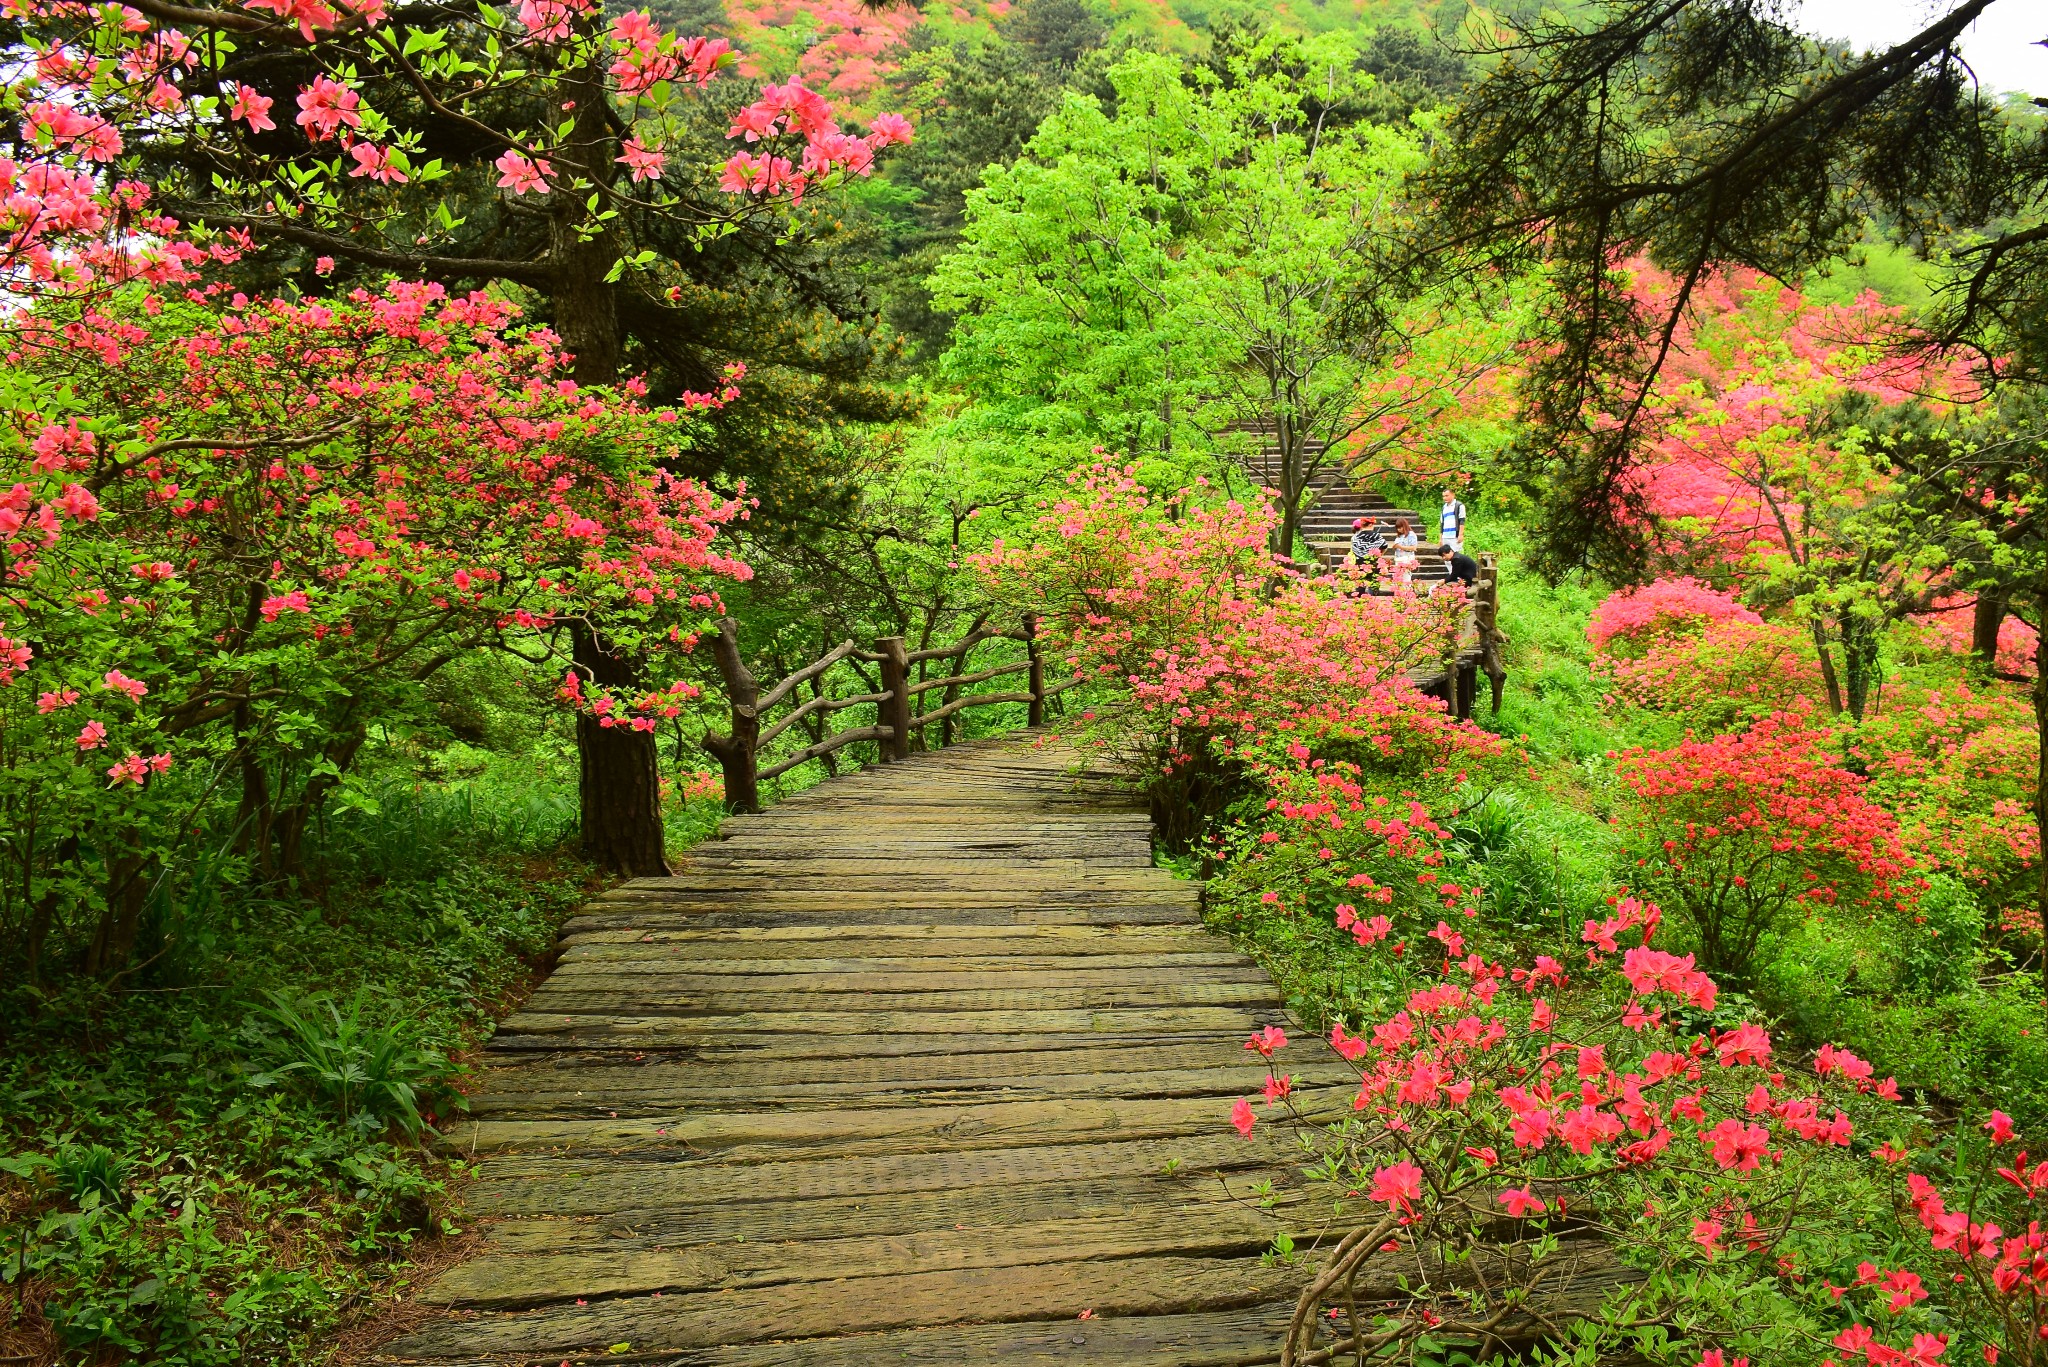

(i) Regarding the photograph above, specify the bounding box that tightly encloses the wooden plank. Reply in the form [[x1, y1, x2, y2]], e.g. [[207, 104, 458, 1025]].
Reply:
[[464, 1072, 1340, 1117], [492, 1005, 1280, 1039], [555, 947, 1252, 970], [381, 1255, 1313, 1357], [517, 983, 1280, 1013], [464, 1133, 1301, 1212], [474, 1175, 1310, 1254], [473, 1035, 1320, 1081], [422, 1208, 1296, 1307], [540, 963, 1274, 990], [441, 1089, 1349, 1158], [626, 1307, 1298, 1366], [560, 924, 1218, 950], [480, 1029, 1267, 1063], [469, 1062, 1353, 1112]]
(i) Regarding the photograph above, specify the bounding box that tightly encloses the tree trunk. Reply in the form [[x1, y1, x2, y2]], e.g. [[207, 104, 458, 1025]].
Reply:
[[1973, 585, 2010, 668], [550, 55, 665, 869], [22, 837, 76, 982], [1843, 623, 1880, 722], [550, 59, 623, 388], [84, 839, 150, 978], [1810, 619, 1845, 715], [575, 620, 672, 874]]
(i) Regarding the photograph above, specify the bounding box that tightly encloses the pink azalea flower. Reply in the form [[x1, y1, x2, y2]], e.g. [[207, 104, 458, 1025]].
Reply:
[[76, 719, 107, 749], [1367, 1160, 1423, 1212], [102, 670, 147, 700], [107, 753, 150, 785], [866, 112, 913, 146], [347, 142, 407, 184], [618, 138, 665, 181], [293, 75, 361, 140], [494, 149, 550, 195], [230, 84, 276, 131]]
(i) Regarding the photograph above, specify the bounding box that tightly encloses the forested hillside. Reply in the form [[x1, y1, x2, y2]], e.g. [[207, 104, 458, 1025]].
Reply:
[[1, 0, 2045, 1362]]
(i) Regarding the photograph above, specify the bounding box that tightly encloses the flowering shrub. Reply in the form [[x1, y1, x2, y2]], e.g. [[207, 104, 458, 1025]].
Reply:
[[975, 463, 1475, 847], [1847, 685, 2038, 906], [1232, 897, 1918, 1365], [1588, 577, 1762, 654], [1913, 598, 2039, 680], [1595, 617, 1826, 728], [0, 283, 748, 976], [1614, 710, 1917, 978]]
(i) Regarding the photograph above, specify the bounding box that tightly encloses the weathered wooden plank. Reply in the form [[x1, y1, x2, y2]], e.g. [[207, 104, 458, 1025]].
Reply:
[[544, 963, 1267, 990], [464, 1133, 1299, 1211], [558, 915, 1204, 939], [468, 1063, 1353, 1113], [555, 948, 1251, 972], [633, 1307, 1298, 1366], [560, 925, 1217, 952], [422, 1208, 1298, 1307], [494, 1006, 1280, 1042], [517, 983, 1280, 1014], [480, 1028, 1263, 1063], [442, 1089, 1347, 1158], [382, 1255, 1313, 1357]]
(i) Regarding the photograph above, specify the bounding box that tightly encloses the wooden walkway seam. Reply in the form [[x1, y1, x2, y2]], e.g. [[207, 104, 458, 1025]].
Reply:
[[372, 734, 1322, 1367]]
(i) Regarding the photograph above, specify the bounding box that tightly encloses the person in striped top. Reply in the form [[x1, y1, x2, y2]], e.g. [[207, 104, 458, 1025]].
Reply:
[[1439, 489, 1467, 553]]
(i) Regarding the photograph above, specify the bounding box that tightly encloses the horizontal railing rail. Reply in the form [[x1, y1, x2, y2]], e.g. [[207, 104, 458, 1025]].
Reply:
[[701, 614, 1059, 814]]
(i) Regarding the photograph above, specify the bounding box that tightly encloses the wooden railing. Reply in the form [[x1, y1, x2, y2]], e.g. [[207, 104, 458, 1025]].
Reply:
[[700, 615, 1080, 813]]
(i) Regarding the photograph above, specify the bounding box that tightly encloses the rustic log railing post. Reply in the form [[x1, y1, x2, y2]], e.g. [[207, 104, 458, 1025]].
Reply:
[[1476, 553, 1509, 717], [700, 618, 762, 813], [877, 636, 912, 761], [1024, 613, 1046, 727]]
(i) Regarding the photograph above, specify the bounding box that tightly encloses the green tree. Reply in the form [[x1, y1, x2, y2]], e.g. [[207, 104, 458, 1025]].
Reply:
[[930, 35, 1504, 549], [1421, 0, 2048, 583], [865, 0, 1110, 357]]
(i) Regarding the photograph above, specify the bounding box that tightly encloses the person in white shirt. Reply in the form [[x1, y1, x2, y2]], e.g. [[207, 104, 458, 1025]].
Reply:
[[1439, 489, 1467, 553], [1391, 517, 1419, 583]]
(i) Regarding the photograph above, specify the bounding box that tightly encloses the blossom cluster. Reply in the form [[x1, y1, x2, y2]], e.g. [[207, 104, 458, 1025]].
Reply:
[[1614, 708, 1917, 977], [1225, 895, 1959, 1365], [0, 280, 750, 966]]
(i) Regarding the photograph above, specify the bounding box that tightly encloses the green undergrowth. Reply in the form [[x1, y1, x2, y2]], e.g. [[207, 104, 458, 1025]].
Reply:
[[0, 753, 612, 1367]]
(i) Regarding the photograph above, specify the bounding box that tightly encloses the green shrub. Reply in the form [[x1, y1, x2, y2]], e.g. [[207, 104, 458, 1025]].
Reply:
[[241, 990, 465, 1141]]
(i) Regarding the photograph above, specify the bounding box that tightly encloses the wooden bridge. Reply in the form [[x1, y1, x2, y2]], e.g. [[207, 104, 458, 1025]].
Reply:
[[371, 737, 1354, 1366]]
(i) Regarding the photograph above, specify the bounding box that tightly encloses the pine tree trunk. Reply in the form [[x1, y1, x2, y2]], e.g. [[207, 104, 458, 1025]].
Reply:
[[574, 621, 671, 875], [551, 55, 667, 872]]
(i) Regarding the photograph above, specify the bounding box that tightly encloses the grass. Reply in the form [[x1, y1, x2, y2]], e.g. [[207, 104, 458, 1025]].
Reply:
[[0, 753, 601, 1367]]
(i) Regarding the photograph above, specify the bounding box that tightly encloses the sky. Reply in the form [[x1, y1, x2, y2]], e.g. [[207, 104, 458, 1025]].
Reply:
[[1789, 0, 2047, 98]]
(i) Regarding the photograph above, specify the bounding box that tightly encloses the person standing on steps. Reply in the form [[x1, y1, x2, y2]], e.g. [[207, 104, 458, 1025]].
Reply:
[[1348, 517, 1387, 594], [1439, 488, 1467, 554], [1391, 517, 1419, 585], [1349, 516, 1387, 564]]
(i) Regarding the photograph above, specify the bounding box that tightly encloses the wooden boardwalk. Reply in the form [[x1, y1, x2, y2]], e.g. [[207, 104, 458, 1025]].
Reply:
[[374, 735, 1351, 1366]]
